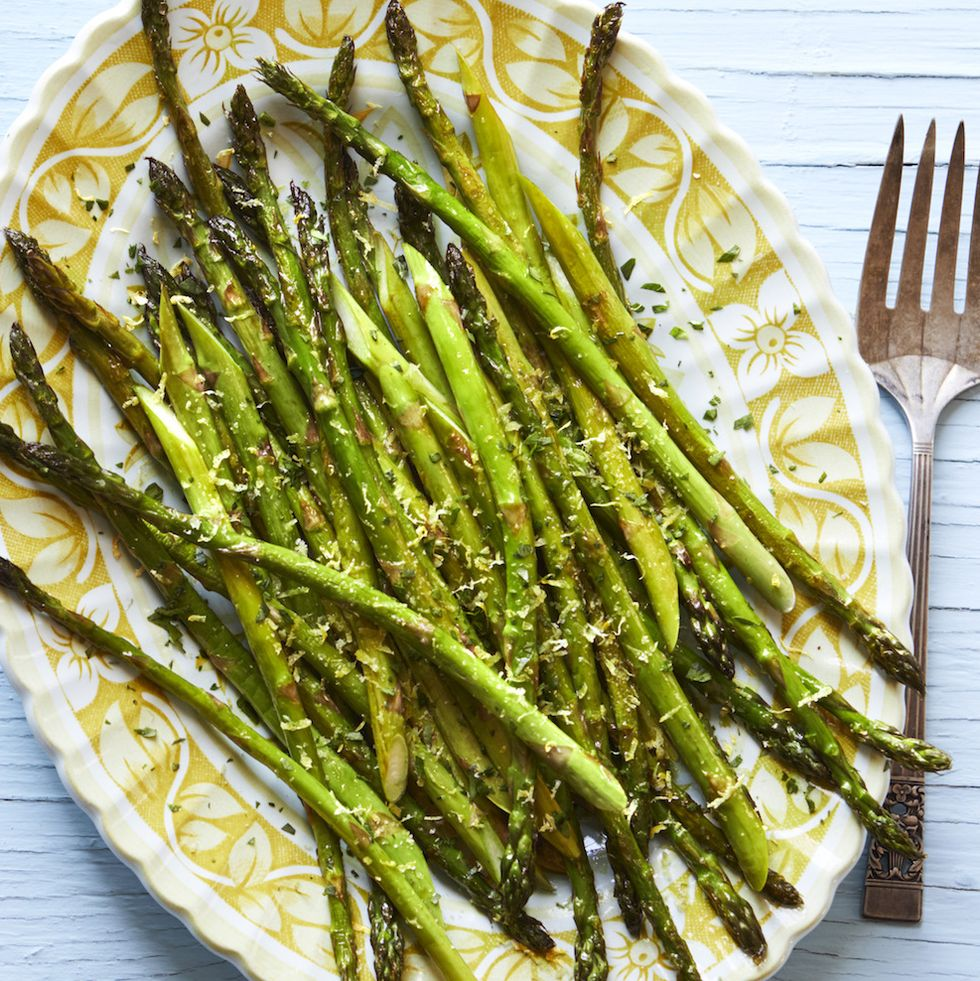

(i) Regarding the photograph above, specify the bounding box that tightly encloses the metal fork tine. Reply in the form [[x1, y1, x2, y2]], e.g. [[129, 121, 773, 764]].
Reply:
[[930, 122, 965, 316], [965, 144, 980, 313], [895, 120, 937, 311], [858, 117, 904, 328]]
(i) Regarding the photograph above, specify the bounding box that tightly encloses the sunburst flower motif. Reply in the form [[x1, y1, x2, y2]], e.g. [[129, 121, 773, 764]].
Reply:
[[711, 269, 828, 399], [170, 0, 275, 97], [606, 926, 670, 981]]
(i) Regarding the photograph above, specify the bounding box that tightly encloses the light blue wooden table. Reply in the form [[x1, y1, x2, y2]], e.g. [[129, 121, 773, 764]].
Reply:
[[1, 2, 977, 978]]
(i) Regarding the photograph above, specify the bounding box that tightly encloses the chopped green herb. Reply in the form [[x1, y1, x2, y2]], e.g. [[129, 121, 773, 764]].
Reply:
[[199, 112, 210, 126], [652, 303, 670, 314], [620, 257, 636, 280], [641, 282, 666, 293], [688, 321, 704, 331], [717, 245, 741, 263], [168, 803, 182, 813], [124, 162, 136, 173], [703, 407, 718, 422], [669, 326, 687, 340], [134, 727, 157, 738], [818, 471, 827, 483], [733, 414, 754, 431], [281, 822, 296, 835], [258, 111, 276, 127]]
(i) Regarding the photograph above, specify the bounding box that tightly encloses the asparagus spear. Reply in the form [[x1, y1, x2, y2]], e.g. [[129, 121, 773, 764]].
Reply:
[[333, 277, 505, 633], [560, 361, 679, 649], [17, 406, 626, 815], [578, 3, 627, 304], [396, 183, 447, 279], [256, 64, 796, 618], [555, 786, 608, 981], [0, 558, 474, 981], [664, 790, 803, 909], [214, 165, 265, 233], [6, 230, 160, 385], [403, 246, 542, 913], [369, 891, 403, 981], [442, 244, 769, 892], [385, 0, 509, 238], [141, 0, 230, 218], [157, 289, 243, 517]]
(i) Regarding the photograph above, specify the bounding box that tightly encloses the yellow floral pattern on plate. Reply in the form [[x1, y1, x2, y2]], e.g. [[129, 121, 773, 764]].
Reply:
[[0, 1, 910, 979]]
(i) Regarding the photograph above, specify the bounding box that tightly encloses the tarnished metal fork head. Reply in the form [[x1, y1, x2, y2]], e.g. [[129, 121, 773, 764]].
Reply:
[[857, 118, 980, 440]]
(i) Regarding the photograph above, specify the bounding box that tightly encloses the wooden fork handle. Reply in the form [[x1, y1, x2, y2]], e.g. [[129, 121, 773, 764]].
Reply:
[[863, 440, 932, 922]]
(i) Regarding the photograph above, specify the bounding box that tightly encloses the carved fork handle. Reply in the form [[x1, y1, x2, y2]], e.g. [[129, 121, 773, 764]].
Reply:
[[863, 439, 932, 922]]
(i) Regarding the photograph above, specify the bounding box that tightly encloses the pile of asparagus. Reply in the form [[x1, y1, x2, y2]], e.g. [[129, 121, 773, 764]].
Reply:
[[0, 2, 951, 979]]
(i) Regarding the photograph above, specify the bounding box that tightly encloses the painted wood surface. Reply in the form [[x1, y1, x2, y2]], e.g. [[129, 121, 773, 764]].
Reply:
[[0, 1, 977, 978]]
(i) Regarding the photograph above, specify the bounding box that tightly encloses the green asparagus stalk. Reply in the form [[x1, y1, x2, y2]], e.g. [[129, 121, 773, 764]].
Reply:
[[560, 362, 679, 649], [671, 643, 830, 787], [6, 230, 160, 385], [332, 276, 505, 634], [141, 0, 230, 219], [157, 289, 242, 517], [403, 245, 542, 913], [577, 3, 627, 304], [664, 790, 803, 909], [680, 635, 948, 774], [395, 182, 447, 279], [557, 787, 608, 981], [369, 890, 404, 981], [385, 0, 509, 238], [796, 669, 951, 771], [19, 407, 626, 815], [0, 559, 473, 981], [214, 165, 265, 234]]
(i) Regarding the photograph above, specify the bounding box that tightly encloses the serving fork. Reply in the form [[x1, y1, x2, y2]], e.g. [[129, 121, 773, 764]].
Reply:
[[857, 117, 979, 922]]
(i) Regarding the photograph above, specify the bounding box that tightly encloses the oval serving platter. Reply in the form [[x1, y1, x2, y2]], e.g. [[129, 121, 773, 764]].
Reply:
[[0, 1, 910, 978]]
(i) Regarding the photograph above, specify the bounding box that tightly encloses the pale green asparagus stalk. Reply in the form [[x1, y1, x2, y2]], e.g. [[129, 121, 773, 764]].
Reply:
[[403, 245, 542, 913]]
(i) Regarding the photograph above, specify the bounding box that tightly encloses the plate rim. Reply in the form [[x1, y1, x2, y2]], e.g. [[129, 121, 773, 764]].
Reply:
[[0, 0, 913, 978]]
